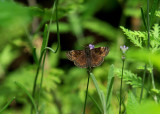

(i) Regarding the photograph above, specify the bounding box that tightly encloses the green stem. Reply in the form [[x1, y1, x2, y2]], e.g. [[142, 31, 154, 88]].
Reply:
[[36, 0, 60, 109], [119, 59, 124, 114], [139, 0, 150, 103], [139, 64, 147, 103], [31, 47, 57, 113], [150, 66, 158, 102], [83, 69, 91, 114], [37, 51, 46, 109], [31, 0, 60, 113], [147, 0, 150, 49]]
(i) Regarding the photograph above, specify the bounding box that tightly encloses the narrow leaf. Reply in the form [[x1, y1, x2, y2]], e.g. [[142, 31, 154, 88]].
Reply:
[[150, 0, 159, 27], [15, 81, 38, 113], [88, 94, 103, 114], [33, 48, 38, 65], [41, 24, 48, 53], [101, 91, 106, 114], [90, 73, 103, 110], [106, 64, 115, 111], [140, 7, 147, 31], [0, 97, 15, 113]]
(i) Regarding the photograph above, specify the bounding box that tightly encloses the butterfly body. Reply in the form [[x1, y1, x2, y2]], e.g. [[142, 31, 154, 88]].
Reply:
[[66, 46, 109, 68]]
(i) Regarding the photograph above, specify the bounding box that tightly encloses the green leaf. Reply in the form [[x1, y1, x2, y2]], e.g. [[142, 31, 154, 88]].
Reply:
[[83, 18, 118, 40], [15, 81, 38, 113], [50, 22, 70, 33], [135, 101, 160, 114], [33, 48, 38, 65], [0, 97, 16, 113], [41, 24, 48, 53], [106, 64, 114, 112], [90, 73, 105, 113], [88, 94, 103, 114], [124, 8, 141, 18], [155, 11, 160, 18], [140, 7, 147, 31], [100, 91, 106, 114], [150, 0, 159, 27], [0, 1, 32, 27], [127, 92, 139, 114], [115, 68, 142, 88], [120, 26, 147, 48]]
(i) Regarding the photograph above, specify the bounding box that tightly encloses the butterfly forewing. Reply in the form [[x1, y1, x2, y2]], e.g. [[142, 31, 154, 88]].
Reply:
[[90, 47, 109, 67], [66, 50, 87, 68]]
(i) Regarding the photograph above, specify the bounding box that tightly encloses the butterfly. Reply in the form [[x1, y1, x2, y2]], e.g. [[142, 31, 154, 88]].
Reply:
[[66, 44, 109, 68]]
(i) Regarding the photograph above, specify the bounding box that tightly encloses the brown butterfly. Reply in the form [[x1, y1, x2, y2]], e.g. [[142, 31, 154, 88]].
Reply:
[[66, 45, 109, 68]]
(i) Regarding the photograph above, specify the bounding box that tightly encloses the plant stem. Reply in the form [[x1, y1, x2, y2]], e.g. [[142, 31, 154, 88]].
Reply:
[[119, 59, 124, 114], [147, 0, 150, 49], [83, 69, 91, 114], [37, 52, 46, 109], [139, 0, 150, 103], [150, 66, 158, 102], [139, 64, 147, 103]]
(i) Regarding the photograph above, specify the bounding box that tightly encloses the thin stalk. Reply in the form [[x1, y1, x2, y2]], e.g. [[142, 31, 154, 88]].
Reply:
[[147, 0, 150, 49], [147, 0, 158, 102], [37, 0, 60, 109], [31, 47, 57, 113], [31, 52, 44, 114], [139, 0, 150, 103], [119, 59, 125, 114], [37, 52, 46, 109], [83, 69, 91, 114], [31, 0, 60, 113], [150, 66, 158, 102], [139, 64, 147, 103]]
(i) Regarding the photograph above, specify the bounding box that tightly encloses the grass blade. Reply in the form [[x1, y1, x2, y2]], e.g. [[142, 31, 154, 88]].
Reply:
[[106, 64, 115, 112], [140, 7, 147, 31], [41, 24, 48, 53], [15, 81, 38, 113], [0, 97, 16, 113], [31, 0, 60, 112], [33, 48, 38, 65], [90, 73, 103, 111], [101, 91, 106, 114], [88, 94, 103, 114]]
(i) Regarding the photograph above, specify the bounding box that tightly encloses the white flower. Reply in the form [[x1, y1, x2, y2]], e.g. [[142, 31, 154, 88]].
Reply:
[[120, 45, 129, 54], [89, 44, 95, 50]]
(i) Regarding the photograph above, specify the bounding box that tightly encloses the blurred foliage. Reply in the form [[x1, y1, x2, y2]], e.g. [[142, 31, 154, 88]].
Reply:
[[127, 92, 160, 114], [115, 68, 142, 88], [0, 0, 160, 114], [121, 24, 160, 52]]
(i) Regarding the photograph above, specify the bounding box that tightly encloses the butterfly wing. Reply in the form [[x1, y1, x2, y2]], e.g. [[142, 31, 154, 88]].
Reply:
[[90, 47, 109, 67], [66, 50, 87, 68]]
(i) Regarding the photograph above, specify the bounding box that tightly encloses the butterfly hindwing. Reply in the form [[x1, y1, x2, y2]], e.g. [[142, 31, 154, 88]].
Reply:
[[66, 50, 87, 68], [90, 47, 109, 67]]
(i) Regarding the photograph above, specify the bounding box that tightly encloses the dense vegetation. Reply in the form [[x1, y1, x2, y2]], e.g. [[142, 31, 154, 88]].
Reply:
[[0, 0, 160, 114]]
